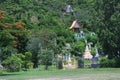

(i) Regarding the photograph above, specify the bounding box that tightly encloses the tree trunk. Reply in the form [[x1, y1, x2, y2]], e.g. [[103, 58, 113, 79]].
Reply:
[[45, 64, 48, 70], [45, 61, 48, 70]]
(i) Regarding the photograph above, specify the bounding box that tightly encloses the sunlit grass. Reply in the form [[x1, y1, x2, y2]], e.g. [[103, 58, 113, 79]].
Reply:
[[0, 68, 120, 80]]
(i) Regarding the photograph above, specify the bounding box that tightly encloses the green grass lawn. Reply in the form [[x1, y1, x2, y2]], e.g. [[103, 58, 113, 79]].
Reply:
[[0, 68, 120, 80]]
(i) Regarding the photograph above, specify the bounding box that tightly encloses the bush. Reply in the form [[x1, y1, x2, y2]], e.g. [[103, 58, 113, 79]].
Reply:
[[100, 57, 116, 68], [17, 52, 33, 70], [2, 54, 22, 72], [71, 39, 85, 55], [0, 70, 4, 74], [114, 58, 120, 68], [38, 49, 53, 70], [25, 61, 33, 69], [24, 52, 32, 60]]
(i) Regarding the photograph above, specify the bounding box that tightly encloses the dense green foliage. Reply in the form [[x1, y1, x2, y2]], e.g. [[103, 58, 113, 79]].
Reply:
[[2, 52, 33, 72], [17, 52, 33, 70], [0, 0, 120, 71], [100, 57, 116, 68], [2, 54, 22, 72], [38, 49, 53, 70], [93, 0, 120, 59], [71, 39, 85, 56]]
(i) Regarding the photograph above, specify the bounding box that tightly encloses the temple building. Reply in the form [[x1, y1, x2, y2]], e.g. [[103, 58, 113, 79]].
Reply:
[[63, 5, 73, 13], [70, 19, 84, 39], [70, 19, 81, 33]]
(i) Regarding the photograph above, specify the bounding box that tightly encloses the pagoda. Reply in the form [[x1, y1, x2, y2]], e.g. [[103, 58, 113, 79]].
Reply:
[[70, 19, 81, 33], [70, 19, 84, 39], [63, 5, 73, 13], [83, 45, 93, 60]]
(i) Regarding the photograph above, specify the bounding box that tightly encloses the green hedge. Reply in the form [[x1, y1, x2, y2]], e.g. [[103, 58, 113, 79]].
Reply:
[[100, 57, 116, 68], [2, 54, 22, 72]]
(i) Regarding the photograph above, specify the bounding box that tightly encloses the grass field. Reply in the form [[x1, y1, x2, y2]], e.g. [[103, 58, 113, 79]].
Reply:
[[0, 68, 120, 80]]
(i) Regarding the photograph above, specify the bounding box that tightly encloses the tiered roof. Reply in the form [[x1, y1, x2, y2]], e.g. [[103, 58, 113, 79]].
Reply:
[[70, 20, 81, 29]]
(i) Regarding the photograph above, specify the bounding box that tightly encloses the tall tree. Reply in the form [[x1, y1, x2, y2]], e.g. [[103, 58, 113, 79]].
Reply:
[[0, 10, 28, 61], [95, 0, 120, 58], [26, 28, 57, 68]]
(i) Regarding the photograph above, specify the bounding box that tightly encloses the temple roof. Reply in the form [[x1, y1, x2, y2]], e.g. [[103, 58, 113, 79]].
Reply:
[[64, 5, 73, 13], [70, 20, 80, 29]]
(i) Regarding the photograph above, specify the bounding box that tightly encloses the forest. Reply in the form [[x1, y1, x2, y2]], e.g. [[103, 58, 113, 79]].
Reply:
[[0, 0, 120, 72]]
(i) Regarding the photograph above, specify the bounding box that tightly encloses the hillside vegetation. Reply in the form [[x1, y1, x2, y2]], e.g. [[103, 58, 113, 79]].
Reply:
[[0, 0, 120, 71]]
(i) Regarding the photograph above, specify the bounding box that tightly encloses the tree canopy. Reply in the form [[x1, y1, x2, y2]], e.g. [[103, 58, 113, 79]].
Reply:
[[0, 0, 120, 69]]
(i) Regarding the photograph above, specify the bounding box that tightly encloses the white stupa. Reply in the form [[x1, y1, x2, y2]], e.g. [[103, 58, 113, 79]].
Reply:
[[84, 45, 93, 59]]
